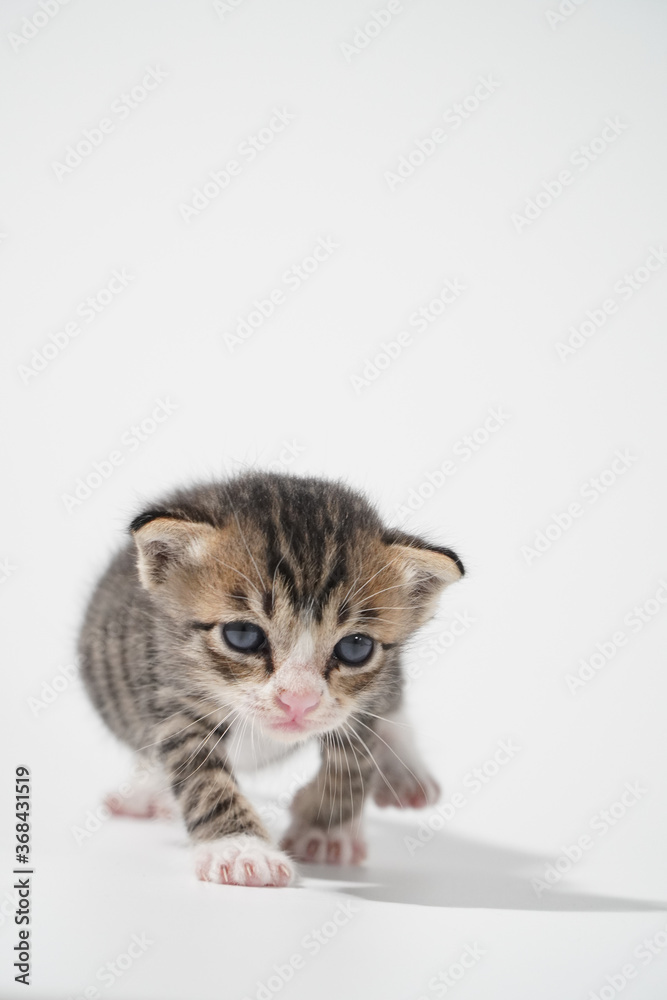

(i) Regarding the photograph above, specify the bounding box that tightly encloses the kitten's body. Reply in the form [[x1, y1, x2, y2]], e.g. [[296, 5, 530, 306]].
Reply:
[[79, 473, 463, 885]]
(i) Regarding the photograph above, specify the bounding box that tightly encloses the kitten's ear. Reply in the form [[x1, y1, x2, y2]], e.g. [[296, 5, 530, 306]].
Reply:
[[383, 528, 464, 625], [130, 511, 218, 591]]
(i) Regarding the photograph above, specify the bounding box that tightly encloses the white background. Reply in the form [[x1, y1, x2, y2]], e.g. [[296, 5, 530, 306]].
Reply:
[[2, 0, 667, 997]]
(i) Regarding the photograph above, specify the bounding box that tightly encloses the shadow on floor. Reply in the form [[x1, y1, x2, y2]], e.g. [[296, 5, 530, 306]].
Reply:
[[300, 824, 666, 912]]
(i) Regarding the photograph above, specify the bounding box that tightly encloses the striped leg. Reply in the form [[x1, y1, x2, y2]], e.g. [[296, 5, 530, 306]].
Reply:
[[281, 727, 376, 865], [155, 714, 295, 887], [371, 708, 440, 808]]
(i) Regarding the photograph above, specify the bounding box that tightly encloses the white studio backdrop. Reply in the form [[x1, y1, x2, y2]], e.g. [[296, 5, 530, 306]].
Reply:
[[1, 0, 667, 998]]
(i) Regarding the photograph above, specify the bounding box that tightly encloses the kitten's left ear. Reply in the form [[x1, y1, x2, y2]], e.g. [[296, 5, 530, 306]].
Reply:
[[383, 528, 464, 624], [130, 510, 218, 591]]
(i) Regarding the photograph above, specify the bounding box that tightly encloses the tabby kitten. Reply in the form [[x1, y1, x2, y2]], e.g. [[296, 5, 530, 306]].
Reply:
[[79, 473, 464, 887]]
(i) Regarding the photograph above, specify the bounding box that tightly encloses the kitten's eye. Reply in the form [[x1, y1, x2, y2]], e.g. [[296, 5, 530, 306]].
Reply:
[[333, 633, 374, 666], [222, 621, 266, 653]]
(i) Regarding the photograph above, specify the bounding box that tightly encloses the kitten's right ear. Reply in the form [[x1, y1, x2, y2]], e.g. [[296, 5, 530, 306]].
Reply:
[[130, 511, 218, 591], [381, 527, 464, 628]]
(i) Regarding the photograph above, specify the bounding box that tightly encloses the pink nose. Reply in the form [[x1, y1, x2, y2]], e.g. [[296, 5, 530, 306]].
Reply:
[[275, 690, 321, 719]]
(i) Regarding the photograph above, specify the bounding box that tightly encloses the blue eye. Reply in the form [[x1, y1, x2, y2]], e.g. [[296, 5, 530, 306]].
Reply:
[[333, 633, 374, 666], [222, 621, 266, 653]]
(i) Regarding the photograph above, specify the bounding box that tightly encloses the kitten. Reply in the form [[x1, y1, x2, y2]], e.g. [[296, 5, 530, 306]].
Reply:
[[79, 472, 464, 887]]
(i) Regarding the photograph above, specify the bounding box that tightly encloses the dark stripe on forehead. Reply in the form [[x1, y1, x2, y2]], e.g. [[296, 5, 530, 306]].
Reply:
[[232, 475, 378, 617], [278, 491, 333, 576], [312, 551, 347, 621], [264, 517, 299, 604], [276, 557, 299, 604]]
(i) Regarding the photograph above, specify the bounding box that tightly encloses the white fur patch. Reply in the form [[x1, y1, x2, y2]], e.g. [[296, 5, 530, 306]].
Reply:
[[193, 834, 295, 887], [275, 627, 323, 692], [227, 721, 298, 770], [291, 629, 316, 665]]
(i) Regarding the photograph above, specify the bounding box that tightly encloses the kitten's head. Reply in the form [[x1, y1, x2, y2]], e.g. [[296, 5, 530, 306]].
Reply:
[[131, 474, 463, 742]]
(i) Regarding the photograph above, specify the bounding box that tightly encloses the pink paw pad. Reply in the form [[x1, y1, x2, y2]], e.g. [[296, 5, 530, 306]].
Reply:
[[281, 824, 367, 866], [373, 772, 440, 809]]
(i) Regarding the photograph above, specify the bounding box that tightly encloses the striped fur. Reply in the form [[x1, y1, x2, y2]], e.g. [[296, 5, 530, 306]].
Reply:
[[78, 473, 464, 866]]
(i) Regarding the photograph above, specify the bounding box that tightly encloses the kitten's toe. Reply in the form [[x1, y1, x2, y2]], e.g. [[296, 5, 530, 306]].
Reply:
[[193, 835, 295, 887], [373, 771, 440, 809], [281, 823, 366, 865]]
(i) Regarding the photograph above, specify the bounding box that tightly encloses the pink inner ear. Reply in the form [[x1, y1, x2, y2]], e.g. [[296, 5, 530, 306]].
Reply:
[[134, 518, 220, 589], [143, 540, 173, 584], [391, 543, 463, 588]]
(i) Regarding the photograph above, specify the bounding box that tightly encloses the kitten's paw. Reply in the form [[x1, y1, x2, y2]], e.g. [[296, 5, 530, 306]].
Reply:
[[373, 769, 440, 809], [104, 787, 176, 820], [193, 835, 295, 887], [281, 823, 367, 865]]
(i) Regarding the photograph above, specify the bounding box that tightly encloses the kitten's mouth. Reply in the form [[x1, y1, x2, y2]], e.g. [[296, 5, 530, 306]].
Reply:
[[266, 717, 313, 735], [261, 714, 336, 740], [254, 702, 342, 740]]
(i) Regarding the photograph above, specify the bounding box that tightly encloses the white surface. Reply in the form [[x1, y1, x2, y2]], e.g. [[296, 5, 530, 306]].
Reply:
[[2, 0, 667, 997]]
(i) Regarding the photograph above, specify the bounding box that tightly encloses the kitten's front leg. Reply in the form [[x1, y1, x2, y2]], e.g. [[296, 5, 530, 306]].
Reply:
[[156, 719, 295, 887], [370, 708, 440, 809], [281, 727, 375, 865]]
